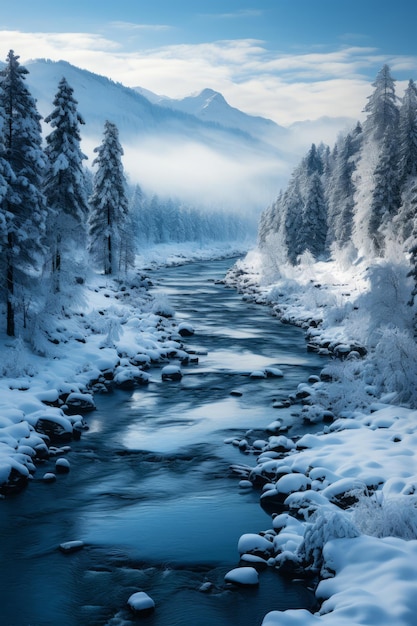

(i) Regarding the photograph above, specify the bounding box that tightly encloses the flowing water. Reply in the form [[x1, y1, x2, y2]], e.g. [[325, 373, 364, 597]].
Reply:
[[0, 257, 325, 626]]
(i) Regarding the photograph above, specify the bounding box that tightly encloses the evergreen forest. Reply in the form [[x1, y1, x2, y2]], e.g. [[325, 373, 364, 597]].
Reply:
[[258, 64, 417, 310]]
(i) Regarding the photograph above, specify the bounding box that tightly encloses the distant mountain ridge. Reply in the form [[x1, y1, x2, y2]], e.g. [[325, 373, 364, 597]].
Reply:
[[135, 85, 285, 144]]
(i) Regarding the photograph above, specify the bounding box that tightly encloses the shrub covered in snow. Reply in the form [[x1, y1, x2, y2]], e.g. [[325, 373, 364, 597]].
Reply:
[[297, 510, 360, 573], [352, 492, 417, 540]]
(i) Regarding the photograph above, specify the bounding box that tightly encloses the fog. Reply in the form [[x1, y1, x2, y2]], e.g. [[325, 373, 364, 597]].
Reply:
[[82, 131, 291, 216]]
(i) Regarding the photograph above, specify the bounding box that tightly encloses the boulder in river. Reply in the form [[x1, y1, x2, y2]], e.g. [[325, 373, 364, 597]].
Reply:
[[237, 533, 274, 559], [224, 567, 259, 586], [55, 458, 71, 474], [177, 322, 195, 337], [42, 472, 57, 483], [64, 392, 96, 414], [127, 591, 155, 616], [161, 365, 182, 381], [33, 414, 74, 443]]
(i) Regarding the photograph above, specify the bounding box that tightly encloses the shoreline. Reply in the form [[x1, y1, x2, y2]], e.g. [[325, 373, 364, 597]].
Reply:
[[223, 250, 417, 626]]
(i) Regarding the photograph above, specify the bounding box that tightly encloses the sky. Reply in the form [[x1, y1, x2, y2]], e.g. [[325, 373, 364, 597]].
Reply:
[[0, 0, 416, 127]]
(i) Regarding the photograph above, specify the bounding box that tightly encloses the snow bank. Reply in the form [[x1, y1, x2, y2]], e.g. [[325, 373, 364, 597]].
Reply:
[[226, 250, 417, 626]]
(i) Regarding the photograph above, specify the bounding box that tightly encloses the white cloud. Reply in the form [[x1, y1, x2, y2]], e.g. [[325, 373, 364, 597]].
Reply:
[[0, 30, 415, 126]]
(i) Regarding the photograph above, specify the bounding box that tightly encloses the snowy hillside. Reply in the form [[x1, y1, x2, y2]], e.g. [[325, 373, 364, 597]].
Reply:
[[22, 59, 286, 210]]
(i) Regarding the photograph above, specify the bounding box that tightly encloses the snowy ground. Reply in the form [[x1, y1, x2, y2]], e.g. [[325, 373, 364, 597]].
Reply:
[[224, 248, 417, 626]]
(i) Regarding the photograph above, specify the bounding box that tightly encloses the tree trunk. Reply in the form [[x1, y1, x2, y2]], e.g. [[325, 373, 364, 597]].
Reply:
[[6, 232, 15, 337], [106, 233, 112, 275]]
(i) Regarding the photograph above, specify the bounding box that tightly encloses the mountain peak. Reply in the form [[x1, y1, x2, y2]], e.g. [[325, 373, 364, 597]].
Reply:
[[184, 88, 228, 110], [196, 88, 225, 102]]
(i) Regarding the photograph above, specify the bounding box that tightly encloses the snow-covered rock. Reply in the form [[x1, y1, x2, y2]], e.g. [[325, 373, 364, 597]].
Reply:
[[161, 365, 182, 381], [55, 458, 71, 474], [224, 567, 259, 586], [177, 321, 195, 337], [42, 472, 56, 483], [64, 392, 96, 414], [237, 533, 274, 558], [127, 591, 155, 615]]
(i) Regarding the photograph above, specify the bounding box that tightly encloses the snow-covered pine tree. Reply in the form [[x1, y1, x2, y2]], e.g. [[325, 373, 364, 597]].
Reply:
[[283, 170, 304, 264], [362, 64, 399, 142], [43, 77, 89, 296], [353, 65, 400, 257], [0, 108, 14, 249], [409, 234, 417, 315], [367, 130, 401, 254], [89, 121, 133, 274], [300, 170, 328, 259], [258, 193, 282, 247], [129, 184, 148, 244], [398, 79, 417, 184], [294, 144, 327, 261], [0, 50, 47, 336], [394, 80, 417, 245], [326, 123, 362, 252]]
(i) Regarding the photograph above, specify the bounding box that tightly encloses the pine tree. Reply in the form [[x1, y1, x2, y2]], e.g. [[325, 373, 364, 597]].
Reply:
[[283, 170, 304, 264], [398, 79, 417, 183], [300, 169, 327, 259], [89, 121, 133, 274], [292, 144, 327, 262], [43, 77, 89, 295], [130, 184, 148, 244], [409, 226, 417, 317], [0, 108, 14, 247], [258, 194, 282, 247], [0, 50, 47, 336], [363, 64, 399, 141], [368, 131, 401, 254], [353, 65, 400, 257], [326, 124, 362, 250], [393, 80, 417, 245]]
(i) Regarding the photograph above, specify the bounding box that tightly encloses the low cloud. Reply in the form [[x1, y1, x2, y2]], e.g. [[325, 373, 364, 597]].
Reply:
[[119, 136, 285, 213]]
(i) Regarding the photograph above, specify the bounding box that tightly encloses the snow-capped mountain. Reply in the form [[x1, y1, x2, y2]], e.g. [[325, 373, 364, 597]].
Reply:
[[135, 86, 286, 145]]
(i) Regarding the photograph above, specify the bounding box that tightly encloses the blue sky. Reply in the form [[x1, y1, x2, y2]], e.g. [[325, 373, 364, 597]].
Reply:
[[1, 0, 416, 126]]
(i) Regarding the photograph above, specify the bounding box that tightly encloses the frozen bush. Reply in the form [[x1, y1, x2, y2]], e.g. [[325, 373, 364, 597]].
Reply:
[[358, 261, 413, 346], [297, 510, 359, 572], [372, 326, 417, 406], [317, 358, 370, 413], [352, 492, 417, 539], [151, 295, 175, 318]]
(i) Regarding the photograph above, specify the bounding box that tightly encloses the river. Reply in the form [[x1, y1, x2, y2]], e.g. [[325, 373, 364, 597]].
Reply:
[[0, 257, 325, 626]]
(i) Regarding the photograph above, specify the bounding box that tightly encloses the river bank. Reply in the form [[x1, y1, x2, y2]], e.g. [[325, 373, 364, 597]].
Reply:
[[0, 242, 248, 495], [224, 249, 417, 626]]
